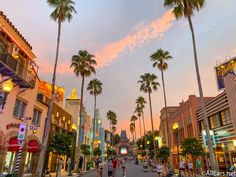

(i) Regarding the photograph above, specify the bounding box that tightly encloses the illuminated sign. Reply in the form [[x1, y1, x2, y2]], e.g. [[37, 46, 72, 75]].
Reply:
[[215, 58, 236, 90], [202, 130, 216, 148], [38, 81, 65, 103], [120, 147, 127, 154]]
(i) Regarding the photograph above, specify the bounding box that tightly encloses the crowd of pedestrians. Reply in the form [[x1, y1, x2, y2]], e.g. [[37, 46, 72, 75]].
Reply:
[[96, 157, 126, 177]]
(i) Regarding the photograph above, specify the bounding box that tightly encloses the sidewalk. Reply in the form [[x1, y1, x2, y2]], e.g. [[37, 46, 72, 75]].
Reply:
[[46, 169, 96, 177]]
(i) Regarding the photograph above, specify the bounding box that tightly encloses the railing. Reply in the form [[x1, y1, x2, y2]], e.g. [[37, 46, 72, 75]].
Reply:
[[0, 53, 37, 88]]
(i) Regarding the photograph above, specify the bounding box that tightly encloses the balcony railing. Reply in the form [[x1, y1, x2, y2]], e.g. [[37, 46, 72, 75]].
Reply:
[[0, 53, 37, 88]]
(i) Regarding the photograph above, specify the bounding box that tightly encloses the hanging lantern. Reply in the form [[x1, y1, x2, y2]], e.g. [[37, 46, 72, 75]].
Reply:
[[3, 79, 14, 92]]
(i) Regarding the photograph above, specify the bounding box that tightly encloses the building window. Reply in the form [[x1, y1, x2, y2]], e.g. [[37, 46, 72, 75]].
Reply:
[[13, 99, 26, 119], [198, 120, 204, 132], [32, 109, 42, 127], [220, 109, 231, 126], [209, 113, 220, 129]]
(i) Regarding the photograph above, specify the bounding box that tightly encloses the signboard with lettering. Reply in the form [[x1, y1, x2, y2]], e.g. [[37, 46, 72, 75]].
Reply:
[[215, 58, 236, 90], [202, 130, 216, 148]]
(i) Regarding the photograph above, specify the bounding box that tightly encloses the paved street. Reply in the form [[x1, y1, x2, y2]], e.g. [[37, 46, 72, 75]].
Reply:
[[82, 161, 157, 177]]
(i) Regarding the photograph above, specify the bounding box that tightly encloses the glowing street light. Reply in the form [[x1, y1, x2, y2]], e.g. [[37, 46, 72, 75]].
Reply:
[[3, 79, 13, 93]]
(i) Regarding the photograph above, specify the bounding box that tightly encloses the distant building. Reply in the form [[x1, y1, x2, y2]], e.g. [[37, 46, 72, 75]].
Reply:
[[37, 81, 72, 173], [114, 130, 131, 156], [93, 109, 105, 160]]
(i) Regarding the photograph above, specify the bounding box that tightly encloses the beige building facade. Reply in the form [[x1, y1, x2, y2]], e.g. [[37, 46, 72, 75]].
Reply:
[[0, 11, 48, 175]]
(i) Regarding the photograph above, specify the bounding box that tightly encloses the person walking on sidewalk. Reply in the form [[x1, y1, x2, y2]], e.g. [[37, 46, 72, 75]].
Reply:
[[121, 158, 126, 177], [112, 158, 117, 177], [156, 161, 163, 177], [108, 159, 113, 177], [97, 159, 103, 177]]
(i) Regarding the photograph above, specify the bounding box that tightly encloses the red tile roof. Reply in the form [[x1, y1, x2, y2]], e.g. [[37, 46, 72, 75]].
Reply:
[[0, 11, 32, 50]]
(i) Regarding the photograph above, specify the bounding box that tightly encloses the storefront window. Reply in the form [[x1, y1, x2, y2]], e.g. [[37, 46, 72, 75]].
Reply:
[[4, 151, 16, 174], [221, 109, 231, 126], [24, 152, 32, 173]]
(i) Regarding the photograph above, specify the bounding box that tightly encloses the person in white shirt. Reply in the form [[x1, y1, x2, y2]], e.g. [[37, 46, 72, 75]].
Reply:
[[187, 161, 193, 177], [156, 161, 163, 177], [179, 159, 185, 177]]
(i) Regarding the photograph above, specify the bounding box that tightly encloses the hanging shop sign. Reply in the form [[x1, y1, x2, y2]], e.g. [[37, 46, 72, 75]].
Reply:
[[202, 130, 216, 148], [215, 58, 236, 90], [6, 123, 38, 130]]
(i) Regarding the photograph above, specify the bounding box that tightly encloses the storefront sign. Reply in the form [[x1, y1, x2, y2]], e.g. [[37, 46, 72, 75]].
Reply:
[[202, 130, 216, 148], [215, 58, 236, 90], [6, 123, 38, 130]]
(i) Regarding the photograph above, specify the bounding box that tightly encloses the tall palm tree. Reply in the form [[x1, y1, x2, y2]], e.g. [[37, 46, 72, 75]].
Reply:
[[36, 1, 76, 176], [136, 96, 147, 149], [87, 79, 103, 152], [138, 73, 159, 161], [130, 115, 138, 141], [164, 0, 218, 171], [129, 122, 135, 144], [135, 106, 142, 148], [150, 48, 172, 165], [70, 50, 97, 169], [106, 111, 117, 146]]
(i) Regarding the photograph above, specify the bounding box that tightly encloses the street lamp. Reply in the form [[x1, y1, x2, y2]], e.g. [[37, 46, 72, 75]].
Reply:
[[0, 79, 13, 111], [172, 122, 180, 177], [69, 124, 77, 176]]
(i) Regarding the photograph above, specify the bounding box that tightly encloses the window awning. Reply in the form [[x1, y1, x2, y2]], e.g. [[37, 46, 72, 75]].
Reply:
[[28, 140, 39, 153], [8, 138, 19, 151]]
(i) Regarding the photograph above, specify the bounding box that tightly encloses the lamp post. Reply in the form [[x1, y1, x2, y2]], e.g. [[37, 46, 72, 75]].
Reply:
[[0, 79, 13, 111], [172, 122, 180, 177], [69, 124, 77, 176]]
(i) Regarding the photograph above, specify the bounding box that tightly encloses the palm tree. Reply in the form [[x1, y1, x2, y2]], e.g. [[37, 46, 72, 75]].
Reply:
[[138, 73, 159, 161], [164, 0, 218, 171], [134, 106, 142, 149], [87, 79, 103, 152], [70, 50, 97, 168], [129, 122, 135, 144], [150, 48, 172, 165], [106, 111, 117, 146], [130, 115, 138, 141], [136, 96, 147, 149], [36, 1, 76, 176]]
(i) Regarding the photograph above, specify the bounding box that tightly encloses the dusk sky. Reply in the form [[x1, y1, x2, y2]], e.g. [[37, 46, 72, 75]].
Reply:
[[1, 0, 236, 138]]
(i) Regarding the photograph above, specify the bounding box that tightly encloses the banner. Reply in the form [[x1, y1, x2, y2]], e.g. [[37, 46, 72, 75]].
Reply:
[[202, 130, 216, 148], [215, 58, 236, 90]]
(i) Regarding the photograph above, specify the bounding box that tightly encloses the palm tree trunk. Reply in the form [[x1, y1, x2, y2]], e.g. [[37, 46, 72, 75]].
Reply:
[[92, 95, 97, 156], [134, 121, 137, 141], [138, 115, 142, 149], [187, 16, 218, 172], [148, 92, 157, 161], [77, 74, 85, 175], [161, 69, 173, 167], [142, 111, 147, 150], [36, 20, 62, 177]]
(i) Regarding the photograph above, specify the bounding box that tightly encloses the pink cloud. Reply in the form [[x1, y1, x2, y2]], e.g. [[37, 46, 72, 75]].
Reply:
[[39, 11, 174, 74]]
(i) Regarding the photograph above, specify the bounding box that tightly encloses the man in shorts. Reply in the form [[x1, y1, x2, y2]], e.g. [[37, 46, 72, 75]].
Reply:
[[112, 158, 117, 177]]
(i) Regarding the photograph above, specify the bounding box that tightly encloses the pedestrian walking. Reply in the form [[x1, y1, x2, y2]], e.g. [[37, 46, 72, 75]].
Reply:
[[97, 159, 103, 177], [112, 158, 117, 177], [187, 161, 193, 177], [196, 156, 202, 175], [156, 161, 163, 177], [108, 159, 113, 177], [121, 158, 126, 177], [57, 158, 64, 177], [179, 159, 185, 177], [166, 164, 174, 177]]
